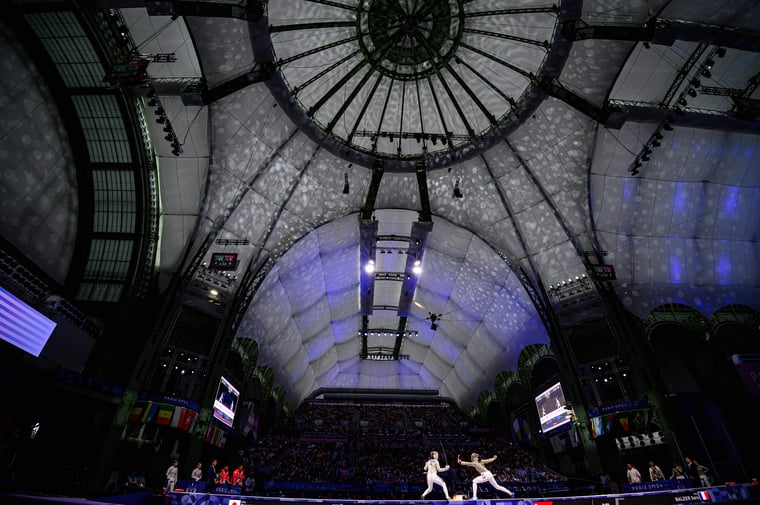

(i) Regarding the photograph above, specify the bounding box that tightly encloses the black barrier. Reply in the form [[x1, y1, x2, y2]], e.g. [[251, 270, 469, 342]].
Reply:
[[167, 484, 757, 505]]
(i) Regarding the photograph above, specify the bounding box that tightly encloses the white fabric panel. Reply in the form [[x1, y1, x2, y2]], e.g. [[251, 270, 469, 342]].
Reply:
[[560, 39, 633, 106], [184, 17, 254, 87], [610, 41, 699, 104]]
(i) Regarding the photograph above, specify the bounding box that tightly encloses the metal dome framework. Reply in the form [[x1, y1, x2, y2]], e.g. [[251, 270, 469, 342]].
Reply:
[[264, 0, 561, 168]]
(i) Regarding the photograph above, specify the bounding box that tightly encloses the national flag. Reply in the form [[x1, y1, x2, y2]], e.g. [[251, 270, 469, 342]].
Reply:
[[170, 406, 183, 428], [631, 410, 646, 430], [141, 402, 158, 423], [591, 416, 604, 438], [603, 414, 615, 432], [180, 408, 197, 432], [699, 491, 710, 501], [156, 403, 174, 426], [618, 416, 630, 432], [128, 403, 144, 423]]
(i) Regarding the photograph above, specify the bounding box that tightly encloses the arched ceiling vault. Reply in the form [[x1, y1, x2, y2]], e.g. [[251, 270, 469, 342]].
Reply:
[[4, 0, 760, 408], [136, 0, 760, 407]]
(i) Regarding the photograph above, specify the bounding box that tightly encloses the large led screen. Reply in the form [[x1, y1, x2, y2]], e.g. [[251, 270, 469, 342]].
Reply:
[[535, 381, 572, 434], [0, 286, 56, 357], [212, 375, 240, 428]]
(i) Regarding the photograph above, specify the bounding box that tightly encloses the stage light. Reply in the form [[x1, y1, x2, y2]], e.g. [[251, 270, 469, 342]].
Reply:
[[716, 47, 726, 58], [687, 88, 697, 98], [453, 179, 463, 199], [663, 123, 673, 131], [343, 172, 349, 194], [364, 259, 375, 274], [412, 259, 422, 275]]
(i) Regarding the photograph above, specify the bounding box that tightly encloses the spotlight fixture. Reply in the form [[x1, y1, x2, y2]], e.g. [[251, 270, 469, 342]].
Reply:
[[678, 97, 688, 106], [156, 115, 167, 124], [154, 107, 165, 116], [641, 153, 650, 162], [687, 88, 697, 98], [701, 69, 711, 78], [147, 98, 158, 107], [654, 132, 663, 140], [663, 123, 673, 131], [453, 178, 463, 199], [343, 172, 349, 194], [652, 140, 661, 147], [716, 47, 726, 58], [690, 78, 701, 88], [412, 259, 422, 275], [364, 259, 375, 274], [704, 58, 714, 69]]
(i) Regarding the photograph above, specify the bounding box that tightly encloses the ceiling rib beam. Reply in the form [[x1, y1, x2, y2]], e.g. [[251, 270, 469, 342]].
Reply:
[[539, 78, 616, 123], [306, 0, 358, 11], [463, 6, 559, 17], [396, 165, 433, 319], [607, 100, 760, 134], [563, 18, 760, 53], [92, 0, 265, 21], [393, 316, 408, 358], [359, 162, 383, 316], [201, 62, 275, 104], [270, 21, 355, 33], [279, 36, 359, 67], [464, 28, 551, 49], [359, 219, 378, 316]]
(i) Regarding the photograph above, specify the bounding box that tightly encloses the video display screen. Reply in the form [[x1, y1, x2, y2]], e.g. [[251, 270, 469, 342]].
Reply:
[[209, 252, 238, 270], [0, 286, 56, 357], [212, 375, 240, 428], [535, 381, 572, 434]]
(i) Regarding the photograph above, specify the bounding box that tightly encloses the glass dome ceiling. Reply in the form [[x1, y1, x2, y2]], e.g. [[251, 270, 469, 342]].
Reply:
[[265, 0, 559, 169]]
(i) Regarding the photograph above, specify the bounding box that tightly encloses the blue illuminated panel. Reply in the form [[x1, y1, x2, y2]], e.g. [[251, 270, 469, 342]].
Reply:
[[0, 286, 57, 357]]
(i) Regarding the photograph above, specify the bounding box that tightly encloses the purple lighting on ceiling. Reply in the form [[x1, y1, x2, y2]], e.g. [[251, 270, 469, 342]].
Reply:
[[723, 186, 739, 216], [673, 182, 687, 214], [623, 177, 635, 201], [716, 243, 731, 285], [669, 254, 683, 284]]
